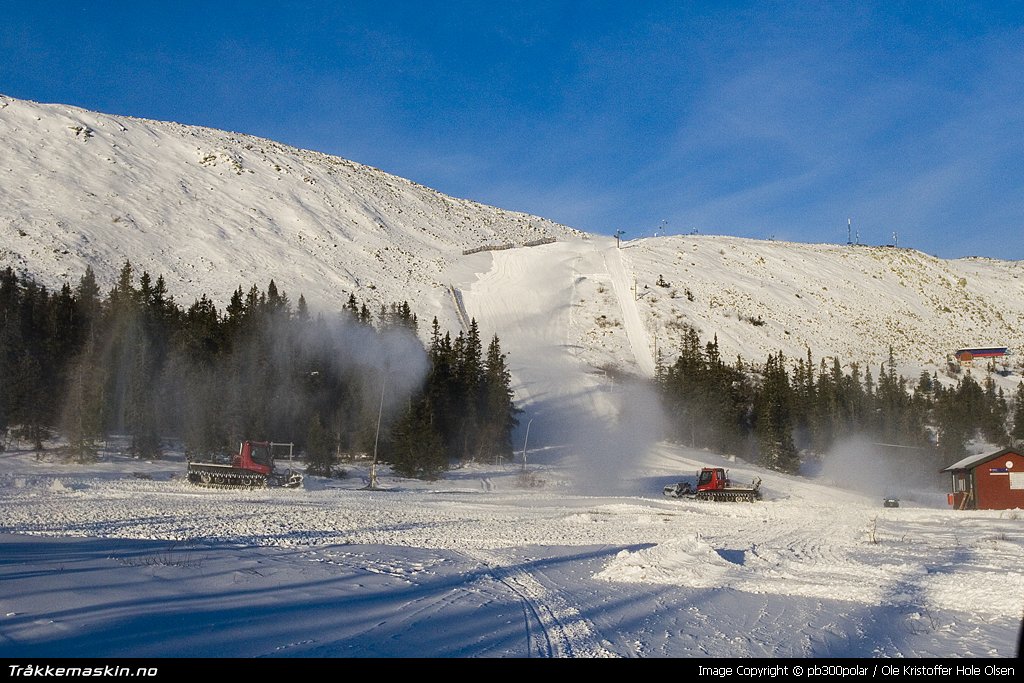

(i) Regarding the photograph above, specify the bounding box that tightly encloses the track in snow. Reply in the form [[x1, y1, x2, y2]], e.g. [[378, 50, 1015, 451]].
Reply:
[[462, 548, 616, 658]]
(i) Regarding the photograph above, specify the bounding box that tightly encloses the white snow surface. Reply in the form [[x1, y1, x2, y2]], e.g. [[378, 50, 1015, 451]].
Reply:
[[2, 94, 1024, 660], [1, 440, 1022, 659]]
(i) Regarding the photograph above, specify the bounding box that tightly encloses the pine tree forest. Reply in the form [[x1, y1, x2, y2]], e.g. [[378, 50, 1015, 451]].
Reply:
[[0, 264, 518, 480], [2, 264, 1021, 479], [656, 324, 1022, 474]]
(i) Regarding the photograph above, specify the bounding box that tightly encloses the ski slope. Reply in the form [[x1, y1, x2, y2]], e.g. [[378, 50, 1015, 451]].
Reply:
[[458, 239, 614, 451], [457, 237, 664, 466]]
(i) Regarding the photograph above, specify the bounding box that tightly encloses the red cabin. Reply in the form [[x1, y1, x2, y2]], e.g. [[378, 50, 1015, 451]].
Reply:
[[941, 448, 1024, 510], [953, 347, 1008, 364]]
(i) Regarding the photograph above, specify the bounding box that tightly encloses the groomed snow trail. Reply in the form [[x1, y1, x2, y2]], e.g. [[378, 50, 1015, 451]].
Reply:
[[457, 239, 619, 447], [456, 238, 663, 450], [604, 244, 656, 377]]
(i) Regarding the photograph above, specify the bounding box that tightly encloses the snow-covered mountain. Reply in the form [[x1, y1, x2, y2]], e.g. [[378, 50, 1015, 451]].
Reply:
[[0, 94, 582, 334], [2, 94, 1023, 393]]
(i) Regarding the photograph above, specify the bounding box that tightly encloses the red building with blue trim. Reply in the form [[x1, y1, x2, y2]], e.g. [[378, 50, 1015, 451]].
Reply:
[[942, 448, 1024, 510], [953, 347, 1008, 364]]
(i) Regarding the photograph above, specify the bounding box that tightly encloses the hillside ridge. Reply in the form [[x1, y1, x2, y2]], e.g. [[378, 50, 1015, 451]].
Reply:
[[2, 94, 1022, 387]]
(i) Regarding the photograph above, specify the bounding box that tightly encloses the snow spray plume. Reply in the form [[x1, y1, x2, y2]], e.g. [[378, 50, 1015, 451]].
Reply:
[[517, 369, 669, 496], [58, 299, 174, 460], [56, 293, 431, 459], [570, 377, 668, 495], [815, 435, 945, 504], [295, 314, 429, 423]]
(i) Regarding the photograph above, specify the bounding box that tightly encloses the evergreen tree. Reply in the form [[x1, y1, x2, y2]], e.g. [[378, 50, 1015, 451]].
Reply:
[[820, 356, 850, 451], [875, 348, 903, 444], [426, 319, 455, 452], [1011, 382, 1024, 446], [478, 334, 520, 462], [224, 287, 246, 338], [3, 276, 54, 449], [862, 366, 876, 434], [838, 362, 866, 438], [660, 325, 705, 447], [343, 293, 359, 319], [109, 260, 136, 310], [790, 349, 815, 451], [61, 337, 105, 462], [700, 335, 748, 455], [388, 396, 447, 479], [656, 326, 754, 457], [933, 375, 989, 460], [49, 283, 79, 375], [980, 375, 1009, 445], [75, 266, 102, 338], [0, 268, 21, 445], [9, 352, 49, 449], [305, 414, 336, 477], [755, 352, 799, 474], [0, 264, 466, 474], [266, 279, 288, 316], [451, 319, 485, 460], [916, 371, 933, 396]]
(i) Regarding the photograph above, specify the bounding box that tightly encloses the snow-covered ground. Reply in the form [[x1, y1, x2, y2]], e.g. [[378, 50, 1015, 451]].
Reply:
[[1, 438, 1022, 659]]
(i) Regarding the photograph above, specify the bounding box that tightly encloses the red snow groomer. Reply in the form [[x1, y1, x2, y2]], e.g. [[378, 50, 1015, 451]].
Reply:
[[663, 467, 762, 502], [187, 440, 303, 489]]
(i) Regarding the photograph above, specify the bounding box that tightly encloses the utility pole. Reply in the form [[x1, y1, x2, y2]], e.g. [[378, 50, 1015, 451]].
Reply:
[[367, 372, 386, 490], [521, 418, 533, 471]]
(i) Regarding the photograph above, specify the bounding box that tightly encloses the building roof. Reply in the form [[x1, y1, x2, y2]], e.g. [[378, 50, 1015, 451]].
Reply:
[[941, 447, 1022, 472], [954, 347, 1009, 358]]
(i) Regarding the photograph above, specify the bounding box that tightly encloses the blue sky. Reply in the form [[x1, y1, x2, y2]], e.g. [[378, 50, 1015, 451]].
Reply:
[[2, 2, 1021, 259]]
